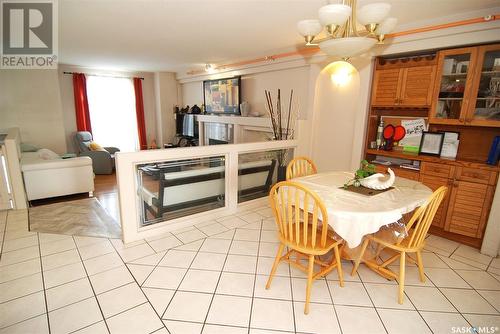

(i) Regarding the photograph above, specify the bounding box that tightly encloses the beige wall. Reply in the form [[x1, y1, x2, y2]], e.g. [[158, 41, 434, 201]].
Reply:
[[0, 69, 67, 153], [154, 72, 180, 146], [58, 65, 158, 152]]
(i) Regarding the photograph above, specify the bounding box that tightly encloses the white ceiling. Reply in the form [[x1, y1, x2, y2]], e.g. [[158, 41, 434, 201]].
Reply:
[[59, 0, 500, 73]]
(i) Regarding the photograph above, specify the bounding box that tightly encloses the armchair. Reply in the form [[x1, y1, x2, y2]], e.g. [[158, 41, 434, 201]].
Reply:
[[74, 131, 120, 174]]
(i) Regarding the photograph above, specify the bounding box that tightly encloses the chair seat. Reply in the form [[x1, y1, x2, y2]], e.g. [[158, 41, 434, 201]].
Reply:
[[368, 229, 423, 253], [280, 222, 341, 256]]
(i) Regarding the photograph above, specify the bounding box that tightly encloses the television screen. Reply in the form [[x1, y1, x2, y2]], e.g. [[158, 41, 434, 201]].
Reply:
[[182, 114, 198, 138], [203, 76, 241, 115]]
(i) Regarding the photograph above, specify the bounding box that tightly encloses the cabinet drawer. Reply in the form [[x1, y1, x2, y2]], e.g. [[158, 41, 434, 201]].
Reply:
[[421, 162, 455, 178], [456, 167, 497, 185], [375, 165, 420, 180]]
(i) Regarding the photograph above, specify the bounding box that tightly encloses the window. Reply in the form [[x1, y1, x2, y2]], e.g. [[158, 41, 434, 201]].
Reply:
[[86, 76, 138, 152]]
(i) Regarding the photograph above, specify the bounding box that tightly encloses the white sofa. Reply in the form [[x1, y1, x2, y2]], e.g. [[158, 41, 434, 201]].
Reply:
[[21, 150, 94, 201]]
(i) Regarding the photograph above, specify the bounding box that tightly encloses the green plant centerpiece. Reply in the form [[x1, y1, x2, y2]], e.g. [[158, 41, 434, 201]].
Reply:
[[344, 160, 377, 189]]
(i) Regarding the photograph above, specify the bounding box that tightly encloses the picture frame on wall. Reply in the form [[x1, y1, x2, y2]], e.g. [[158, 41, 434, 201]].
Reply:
[[419, 131, 445, 156]]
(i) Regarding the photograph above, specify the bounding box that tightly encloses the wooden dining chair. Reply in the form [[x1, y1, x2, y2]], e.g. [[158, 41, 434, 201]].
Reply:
[[351, 186, 448, 304], [266, 181, 344, 314], [286, 156, 318, 180]]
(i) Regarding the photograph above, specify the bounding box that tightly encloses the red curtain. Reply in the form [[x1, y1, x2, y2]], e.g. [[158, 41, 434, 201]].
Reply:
[[73, 73, 92, 133], [133, 77, 147, 150]]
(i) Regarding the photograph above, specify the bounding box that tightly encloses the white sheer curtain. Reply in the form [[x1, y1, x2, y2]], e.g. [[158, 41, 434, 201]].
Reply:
[[86, 76, 139, 152]]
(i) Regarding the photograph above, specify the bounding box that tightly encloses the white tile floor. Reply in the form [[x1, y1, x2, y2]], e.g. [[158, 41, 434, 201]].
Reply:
[[0, 208, 500, 334]]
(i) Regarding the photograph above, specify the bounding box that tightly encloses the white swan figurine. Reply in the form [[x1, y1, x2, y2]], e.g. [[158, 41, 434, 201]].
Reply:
[[360, 168, 395, 190]]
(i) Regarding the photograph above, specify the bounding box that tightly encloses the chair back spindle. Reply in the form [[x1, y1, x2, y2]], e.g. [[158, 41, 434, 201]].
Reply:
[[286, 157, 318, 180]]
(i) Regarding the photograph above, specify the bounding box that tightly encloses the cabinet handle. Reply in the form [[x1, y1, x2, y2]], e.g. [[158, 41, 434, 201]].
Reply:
[[395, 98, 399, 104], [459, 118, 465, 123], [453, 180, 459, 188]]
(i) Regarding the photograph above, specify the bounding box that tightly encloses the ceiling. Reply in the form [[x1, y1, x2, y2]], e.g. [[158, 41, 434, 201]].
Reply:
[[59, 0, 500, 73]]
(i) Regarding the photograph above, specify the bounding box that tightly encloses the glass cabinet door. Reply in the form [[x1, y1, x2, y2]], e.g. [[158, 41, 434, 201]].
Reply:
[[467, 44, 500, 126], [430, 48, 477, 124]]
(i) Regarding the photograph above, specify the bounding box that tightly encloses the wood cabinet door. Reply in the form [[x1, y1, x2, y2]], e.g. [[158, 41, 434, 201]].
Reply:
[[399, 66, 436, 107], [419, 174, 451, 229], [371, 69, 403, 106], [444, 180, 493, 238]]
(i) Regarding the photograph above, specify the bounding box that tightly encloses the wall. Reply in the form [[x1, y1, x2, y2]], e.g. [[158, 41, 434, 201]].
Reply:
[[0, 69, 67, 153], [58, 65, 159, 152], [154, 72, 180, 146]]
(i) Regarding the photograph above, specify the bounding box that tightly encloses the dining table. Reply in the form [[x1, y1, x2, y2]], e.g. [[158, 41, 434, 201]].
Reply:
[[292, 171, 433, 278]]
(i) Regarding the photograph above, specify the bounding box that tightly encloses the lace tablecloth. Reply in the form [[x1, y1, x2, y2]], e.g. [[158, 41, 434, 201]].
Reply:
[[293, 171, 432, 247]]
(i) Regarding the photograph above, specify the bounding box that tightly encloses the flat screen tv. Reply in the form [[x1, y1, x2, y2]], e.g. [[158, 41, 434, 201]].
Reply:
[[203, 76, 241, 115]]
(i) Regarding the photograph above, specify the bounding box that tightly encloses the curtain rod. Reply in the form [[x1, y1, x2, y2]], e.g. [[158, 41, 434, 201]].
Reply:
[[63, 71, 144, 80]]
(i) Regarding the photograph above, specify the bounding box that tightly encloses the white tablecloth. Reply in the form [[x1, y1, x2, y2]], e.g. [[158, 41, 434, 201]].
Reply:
[[293, 172, 432, 247]]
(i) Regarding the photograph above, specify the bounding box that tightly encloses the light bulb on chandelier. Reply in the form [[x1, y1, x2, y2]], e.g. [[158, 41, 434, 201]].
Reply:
[[326, 61, 356, 86], [297, 0, 397, 58]]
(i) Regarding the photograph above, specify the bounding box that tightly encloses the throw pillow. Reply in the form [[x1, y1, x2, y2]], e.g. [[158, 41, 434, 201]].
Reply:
[[89, 141, 106, 151], [37, 148, 61, 160], [20, 143, 40, 152]]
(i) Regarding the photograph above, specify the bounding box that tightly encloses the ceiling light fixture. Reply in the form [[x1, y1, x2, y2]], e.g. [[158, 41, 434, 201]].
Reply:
[[205, 64, 215, 73], [297, 0, 397, 59]]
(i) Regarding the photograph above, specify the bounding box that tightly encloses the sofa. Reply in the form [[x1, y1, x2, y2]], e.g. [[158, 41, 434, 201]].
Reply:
[[21, 149, 94, 201]]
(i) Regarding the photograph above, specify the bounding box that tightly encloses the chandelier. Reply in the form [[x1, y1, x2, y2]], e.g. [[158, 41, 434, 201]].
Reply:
[[297, 0, 397, 58]]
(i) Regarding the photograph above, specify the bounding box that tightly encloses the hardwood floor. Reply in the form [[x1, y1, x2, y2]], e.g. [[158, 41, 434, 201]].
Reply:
[[30, 172, 120, 222]]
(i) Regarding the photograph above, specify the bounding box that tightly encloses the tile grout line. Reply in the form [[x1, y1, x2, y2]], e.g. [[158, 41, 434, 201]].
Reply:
[[71, 235, 112, 334], [247, 218, 265, 334], [36, 232, 52, 334]]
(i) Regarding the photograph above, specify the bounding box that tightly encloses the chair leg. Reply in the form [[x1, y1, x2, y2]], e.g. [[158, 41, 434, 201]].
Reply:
[[351, 238, 369, 276], [416, 251, 426, 283], [334, 245, 344, 287], [398, 251, 406, 304], [304, 254, 314, 314], [266, 243, 285, 289]]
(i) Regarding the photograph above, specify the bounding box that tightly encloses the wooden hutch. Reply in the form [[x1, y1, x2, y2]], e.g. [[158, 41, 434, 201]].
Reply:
[[365, 43, 500, 248]]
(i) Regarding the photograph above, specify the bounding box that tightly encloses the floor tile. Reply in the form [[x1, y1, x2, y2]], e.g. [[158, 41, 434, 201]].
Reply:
[[199, 238, 231, 254], [203, 324, 247, 334], [238, 211, 264, 223], [260, 230, 278, 243], [326, 260, 361, 282], [43, 261, 87, 289], [197, 222, 228, 237], [78, 240, 115, 260], [441, 288, 498, 314], [218, 216, 248, 229], [191, 252, 226, 271], [74, 235, 107, 248], [335, 305, 386, 334], [97, 282, 147, 318], [449, 254, 488, 270], [477, 290, 500, 311], [328, 281, 372, 307], [216, 272, 255, 297], [163, 291, 213, 322], [254, 274, 291, 300], [420, 311, 470, 334], [233, 229, 260, 242], [206, 294, 252, 327], [158, 249, 196, 268], [142, 287, 175, 315], [364, 283, 414, 309], [377, 308, 431, 334], [40, 238, 76, 257], [462, 314, 500, 329], [72, 321, 108, 334], [424, 235, 459, 255], [456, 270, 500, 290], [116, 243, 155, 263], [294, 302, 341, 334], [106, 303, 163, 334], [438, 254, 481, 270], [127, 264, 154, 285], [229, 240, 259, 256], [405, 286, 456, 312], [38, 233, 72, 244], [0, 246, 40, 267], [174, 239, 204, 251], [0, 272, 43, 303], [254, 207, 273, 218], [89, 265, 134, 294], [130, 251, 167, 266], [48, 297, 103, 334], [163, 320, 202, 334], [176, 230, 206, 244], [250, 298, 294, 332], [258, 242, 280, 258], [0, 314, 48, 334], [293, 277, 333, 304], [392, 266, 434, 287], [83, 252, 124, 276], [2, 229, 36, 242], [256, 256, 289, 277], [147, 235, 182, 253], [224, 254, 257, 274], [0, 291, 46, 328], [356, 265, 396, 285], [143, 266, 187, 290], [425, 267, 470, 288], [110, 238, 146, 251], [179, 269, 220, 293], [41, 249, 80, 271], [210, 230, 235, 240], [0, 257, 40, 283], [419, 251, 451, 268], [453, 244, 493, 266], [46, 277, 94, 311], [2, 235, 38, 252]]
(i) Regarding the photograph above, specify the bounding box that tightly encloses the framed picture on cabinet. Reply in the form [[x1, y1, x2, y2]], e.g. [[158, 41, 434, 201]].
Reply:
[[419, 131, 445, 156]]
